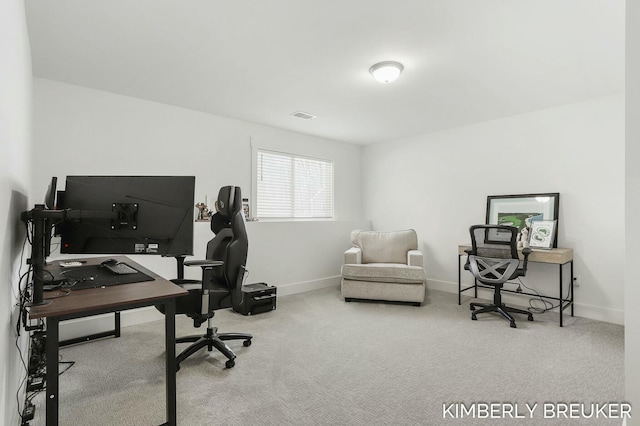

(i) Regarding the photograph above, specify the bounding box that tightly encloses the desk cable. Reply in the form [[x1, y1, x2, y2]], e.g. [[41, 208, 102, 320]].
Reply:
[[508, 277, 572, 314]]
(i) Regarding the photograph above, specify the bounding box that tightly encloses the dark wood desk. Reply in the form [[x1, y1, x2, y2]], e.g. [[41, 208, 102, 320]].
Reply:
[[457, 245, 574, 327], [29, 256, 188, 426]]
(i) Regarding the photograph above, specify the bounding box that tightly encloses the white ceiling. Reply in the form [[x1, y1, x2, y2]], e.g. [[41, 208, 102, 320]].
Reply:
[[25, 0, 625, 145]]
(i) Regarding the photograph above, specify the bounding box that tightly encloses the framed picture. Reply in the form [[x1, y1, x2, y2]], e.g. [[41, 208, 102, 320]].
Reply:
[[242, 198, 250, 220], [529, 220, 557, 249], [485, 193, 559, 247]]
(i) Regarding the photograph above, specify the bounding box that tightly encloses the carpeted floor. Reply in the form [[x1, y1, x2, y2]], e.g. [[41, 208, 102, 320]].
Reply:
[[32, 287, 625, 425]]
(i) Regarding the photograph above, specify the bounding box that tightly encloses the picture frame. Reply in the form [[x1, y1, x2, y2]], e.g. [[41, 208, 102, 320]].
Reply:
[[242, 198, 250, 221], [529, 220, 557, 249], [485, 193, 559, 247]]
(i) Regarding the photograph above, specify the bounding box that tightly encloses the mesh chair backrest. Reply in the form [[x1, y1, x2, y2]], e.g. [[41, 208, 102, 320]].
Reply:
[[469, 225, 519, 260]]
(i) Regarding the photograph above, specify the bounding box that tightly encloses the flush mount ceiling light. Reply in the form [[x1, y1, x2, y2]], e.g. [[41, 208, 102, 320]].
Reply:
[[369, 61, 404, 83]]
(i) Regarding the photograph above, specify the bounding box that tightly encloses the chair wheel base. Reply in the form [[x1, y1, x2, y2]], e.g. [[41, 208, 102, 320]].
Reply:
[[175, 328, 252, 370], [470, 302, 533, 328]]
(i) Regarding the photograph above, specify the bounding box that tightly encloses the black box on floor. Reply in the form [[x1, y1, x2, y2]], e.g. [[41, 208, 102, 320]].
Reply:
[[234, 283, 277, 316]]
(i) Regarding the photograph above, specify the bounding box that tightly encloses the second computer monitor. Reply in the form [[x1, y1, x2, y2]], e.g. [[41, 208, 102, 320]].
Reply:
[[58, 176, 195, 256]]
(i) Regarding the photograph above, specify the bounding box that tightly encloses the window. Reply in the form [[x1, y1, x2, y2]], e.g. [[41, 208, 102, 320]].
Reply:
[[256, 149, 334, 219]]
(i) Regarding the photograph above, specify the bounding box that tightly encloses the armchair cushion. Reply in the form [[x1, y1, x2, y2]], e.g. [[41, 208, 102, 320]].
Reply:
[[341, 263, 425, 284], [351, 229, 418, 264]]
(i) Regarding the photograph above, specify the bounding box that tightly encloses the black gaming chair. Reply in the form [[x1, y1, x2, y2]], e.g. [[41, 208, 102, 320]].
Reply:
[[465, 224, 534, 328], [158, 186, 252, 369]]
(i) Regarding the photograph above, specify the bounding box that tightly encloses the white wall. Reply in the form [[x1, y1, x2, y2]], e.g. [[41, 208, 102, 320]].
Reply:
[[31, 79, 367, 334], [0, 1, 32, 424], [363, 94, 625, 324], [626, 1, 639, 423], [32, 79, 363, 222]]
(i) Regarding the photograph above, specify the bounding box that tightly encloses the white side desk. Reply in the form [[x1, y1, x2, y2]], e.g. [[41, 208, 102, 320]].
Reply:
[[457, 245, 574, 326]]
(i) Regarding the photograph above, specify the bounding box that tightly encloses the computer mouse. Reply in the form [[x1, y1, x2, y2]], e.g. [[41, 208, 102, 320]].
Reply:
[[101, 258, 118, 267]]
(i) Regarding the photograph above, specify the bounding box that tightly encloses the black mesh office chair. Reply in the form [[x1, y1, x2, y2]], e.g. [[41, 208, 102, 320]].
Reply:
[[157, 186, 252, 369], [465, 224, 533, 328]]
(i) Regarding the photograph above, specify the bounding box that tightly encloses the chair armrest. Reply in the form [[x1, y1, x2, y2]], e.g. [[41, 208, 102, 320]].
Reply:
[[183, 260, 224, 268], [344, 247, 362, 264], [408, 250, 424, 267]]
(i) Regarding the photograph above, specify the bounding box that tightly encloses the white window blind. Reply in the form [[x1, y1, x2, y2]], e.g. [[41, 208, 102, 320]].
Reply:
[[256, 150, 334, 219]]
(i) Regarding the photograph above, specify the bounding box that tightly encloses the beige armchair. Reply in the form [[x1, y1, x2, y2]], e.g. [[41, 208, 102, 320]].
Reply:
[[341, 229, 426, 306]]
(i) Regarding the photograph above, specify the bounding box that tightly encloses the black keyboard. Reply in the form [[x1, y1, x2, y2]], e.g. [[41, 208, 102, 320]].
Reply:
[[103, 262, 138, 275]]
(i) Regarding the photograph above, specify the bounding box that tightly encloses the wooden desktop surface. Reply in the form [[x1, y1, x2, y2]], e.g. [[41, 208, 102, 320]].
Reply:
[[458, 244, 573, 264], [29, 255, 187, 320]]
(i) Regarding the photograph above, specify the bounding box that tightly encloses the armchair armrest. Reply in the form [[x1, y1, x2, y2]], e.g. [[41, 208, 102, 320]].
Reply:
[[344, 247, 362, 264], [408, 249, 424, 267]]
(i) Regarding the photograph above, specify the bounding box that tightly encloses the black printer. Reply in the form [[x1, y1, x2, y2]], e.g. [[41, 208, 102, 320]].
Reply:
[[234, 283, 277, 315]]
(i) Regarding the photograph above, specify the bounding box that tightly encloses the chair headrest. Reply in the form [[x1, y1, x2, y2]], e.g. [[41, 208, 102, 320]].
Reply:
[[215, 186, 236, 218]]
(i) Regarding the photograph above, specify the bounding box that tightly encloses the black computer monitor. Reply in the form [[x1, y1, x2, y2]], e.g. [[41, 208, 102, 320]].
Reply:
[[44, 176, 57, 209], [43, 176, 58, 259], [57, 176, 195, 256]]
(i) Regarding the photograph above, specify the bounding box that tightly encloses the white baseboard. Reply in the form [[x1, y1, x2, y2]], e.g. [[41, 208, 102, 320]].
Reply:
[[275, 276, 341, 297], [427, 279, 624, 325]]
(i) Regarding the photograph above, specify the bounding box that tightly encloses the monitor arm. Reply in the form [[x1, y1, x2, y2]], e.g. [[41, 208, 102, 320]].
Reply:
[[20, 204, 133, 306]]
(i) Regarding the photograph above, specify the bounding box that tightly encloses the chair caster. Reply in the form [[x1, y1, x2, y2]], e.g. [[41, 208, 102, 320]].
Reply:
[[510, 321, 517, 328], [471, 313, 477, 321], [527, 314, 534, 321], [243, 339, 252, 347], [225, 359, 236, 369]]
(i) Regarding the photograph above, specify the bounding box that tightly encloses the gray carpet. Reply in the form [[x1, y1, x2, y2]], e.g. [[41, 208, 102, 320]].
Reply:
[[32, 287, 624, 425]]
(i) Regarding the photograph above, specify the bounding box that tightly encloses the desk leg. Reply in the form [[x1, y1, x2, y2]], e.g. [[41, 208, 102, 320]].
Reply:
[[458, 255, 478, 304], [115, 311, 121, 337], [559, 264, 564, 327], [458, 255, 461, 305], [164, 299, 177, 426], [570, 260, 574, 317], [45, 317, 60, 426]]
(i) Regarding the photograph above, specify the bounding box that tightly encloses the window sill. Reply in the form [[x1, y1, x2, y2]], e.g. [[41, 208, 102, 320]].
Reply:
[[247, 218, 334, 223]]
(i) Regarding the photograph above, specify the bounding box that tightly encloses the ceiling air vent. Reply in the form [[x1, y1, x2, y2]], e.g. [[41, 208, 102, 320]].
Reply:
[[290, 111, 316, 120]]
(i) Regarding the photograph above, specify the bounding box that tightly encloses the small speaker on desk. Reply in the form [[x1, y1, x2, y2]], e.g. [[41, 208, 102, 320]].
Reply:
[[234, 283, 277, 316]]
